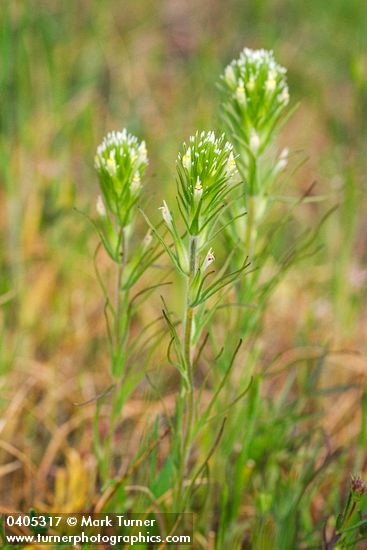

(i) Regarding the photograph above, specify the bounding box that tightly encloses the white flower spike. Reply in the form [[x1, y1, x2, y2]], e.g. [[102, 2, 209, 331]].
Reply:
[[95, 128, 148, 225]]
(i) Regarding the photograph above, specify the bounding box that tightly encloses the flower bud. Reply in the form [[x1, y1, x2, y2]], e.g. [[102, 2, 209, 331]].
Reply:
[[250, 129, 260, 153], [247, 77, 255, 91], [106, 156, 117, 177], [274, 147, 289, 173], [278, 88, 290, 105], [182, 147, 192, 171], [159, 200, 173, 230], [236, 83, 246, 104], [224, 65, 236, 89], [96, 195, 106, 217], [265, 73, 277, 92], [226, 151, 237, 177], [202, 248, 215, 272], [143, 230, 153, 250], [138, 141, 148, 164], [194, 177, 203, 202], [131, 172, 141, 194]]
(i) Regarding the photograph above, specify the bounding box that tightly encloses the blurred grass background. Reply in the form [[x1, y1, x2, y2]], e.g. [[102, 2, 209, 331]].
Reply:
[[1, 0, 367, 528]]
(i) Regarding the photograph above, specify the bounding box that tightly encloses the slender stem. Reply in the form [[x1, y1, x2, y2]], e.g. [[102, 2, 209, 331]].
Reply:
[[104, 226, 131, 481], [184, 237, 197, 380], [244, 154, 258, 258], [244, 195, 255, 255], [113, 226, 130, 377], [115, 264, 123, 338], [177, 235, 198, 508], [239, 154, 259, 335]]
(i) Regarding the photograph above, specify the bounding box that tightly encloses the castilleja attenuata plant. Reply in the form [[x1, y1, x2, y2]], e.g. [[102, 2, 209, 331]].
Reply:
[[154, 130, 248, 508], [220, 48, 290, 256], [218, 48, 295, 350], [93, 129, 162, 480]]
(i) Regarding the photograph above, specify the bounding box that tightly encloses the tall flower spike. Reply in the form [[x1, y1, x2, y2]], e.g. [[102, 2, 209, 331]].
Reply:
[[220, 48, 289, 155], [95, 129, 148, 226], [176, 131, 238, 238]]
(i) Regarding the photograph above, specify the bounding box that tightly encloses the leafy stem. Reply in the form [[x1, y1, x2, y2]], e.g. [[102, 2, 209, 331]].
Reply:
[[177, 235, 198, 508]]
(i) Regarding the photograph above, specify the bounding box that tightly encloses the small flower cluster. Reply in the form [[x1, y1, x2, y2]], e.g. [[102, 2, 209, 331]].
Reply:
[[220, 48, 289, 155], [223, 48, 289, 110], [156, 131, 238, 275], [174, 131, 238, 237], [95, 129, 148, 225], [178, 131, 237, 187]]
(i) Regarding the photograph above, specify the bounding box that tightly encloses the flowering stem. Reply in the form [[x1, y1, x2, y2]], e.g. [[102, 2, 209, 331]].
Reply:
[[244, 154, 258, 258], [184, 236, 198, 382], [93, 129, 148, 483], [245, 195, 255, 257], [177, 235, 198, 508], [103, 227, 131, 482], [113, 226, 130, 377]]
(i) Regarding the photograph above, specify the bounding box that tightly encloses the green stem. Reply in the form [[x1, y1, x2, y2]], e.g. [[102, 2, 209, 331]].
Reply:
[[238, 152, 262, 336], [244, 154, 258, 258], [113, 226, 130, 378], [103, 226, 131, 482], [177, 235, 198, 508], [244, 195, 255, 257]]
